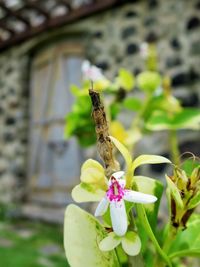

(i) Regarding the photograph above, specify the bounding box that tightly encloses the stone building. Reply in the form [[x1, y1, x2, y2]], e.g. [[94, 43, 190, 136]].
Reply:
[[0, 0, 199, 221]]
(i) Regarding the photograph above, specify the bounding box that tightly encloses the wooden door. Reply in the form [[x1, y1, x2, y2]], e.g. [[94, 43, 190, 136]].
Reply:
[[28, 43, 83, 206]]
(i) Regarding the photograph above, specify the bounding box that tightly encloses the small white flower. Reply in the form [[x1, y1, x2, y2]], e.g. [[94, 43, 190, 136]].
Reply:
[[81, 60, 105, 81], [95, 171, 157, 236], [140, 42, 149, 59]]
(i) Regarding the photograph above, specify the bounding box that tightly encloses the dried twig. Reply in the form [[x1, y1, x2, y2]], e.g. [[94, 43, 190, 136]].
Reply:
[[89, 89, 119, 177]]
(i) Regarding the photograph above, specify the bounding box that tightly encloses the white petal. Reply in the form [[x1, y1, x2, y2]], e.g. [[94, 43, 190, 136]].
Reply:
[[124, 190, 157, 204], [110, 200, 127, 236], [112, 171, 125, 180], [109, 171, 126, 187], [95, 197, 109, 217]]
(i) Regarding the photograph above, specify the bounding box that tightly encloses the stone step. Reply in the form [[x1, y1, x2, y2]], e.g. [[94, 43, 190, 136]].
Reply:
[[21, 203, 66, 224], [21, 202, 91, 224]]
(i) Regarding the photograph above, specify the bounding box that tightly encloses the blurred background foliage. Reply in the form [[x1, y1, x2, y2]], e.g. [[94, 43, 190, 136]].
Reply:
[[64, 43, 200, 166]]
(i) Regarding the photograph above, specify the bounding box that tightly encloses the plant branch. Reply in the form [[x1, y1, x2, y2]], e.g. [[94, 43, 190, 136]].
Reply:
[[169, 130, 180, 166], [89, 89, 120, 177]]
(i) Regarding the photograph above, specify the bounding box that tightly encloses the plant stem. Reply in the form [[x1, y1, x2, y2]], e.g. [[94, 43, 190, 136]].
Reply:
[[129, 210, 135, 230], [162, 224, 177, 253], [136, 204, 172, 267], [131, 93, 152, 130], [132, 181, 172, 267], [169, 130, 180, 166], [154, 225, 177, 266], [115, 248, 122, 267]]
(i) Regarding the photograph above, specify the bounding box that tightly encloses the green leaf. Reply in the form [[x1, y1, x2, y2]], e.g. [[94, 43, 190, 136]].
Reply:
[[182, 159, 200, 177], [123, 97, 142, 111], [121, 231, 141, 256], [168, 214, 200, 259], [188, 191, 200, 209], [135, 176, 163, 230], [118, 68, 135, 91], [137, 71, 161, 92], [102, 207, 112, 227], [146, 108, 200, 130], [64, 95, 96, 147], [64, 204, 120, 267], [70, 84, 87, 96], [169, 249, 200, 259], [72, 183, 105, 203], [190, 165, 200, 186], [99, 232, 121, 251], [109, 136, 132, 170], [166, 175, 184, 209], [132, 155, 171, 172]]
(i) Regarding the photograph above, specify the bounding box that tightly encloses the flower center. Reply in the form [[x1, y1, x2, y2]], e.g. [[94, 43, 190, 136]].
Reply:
[[106, 177, 124, 202]]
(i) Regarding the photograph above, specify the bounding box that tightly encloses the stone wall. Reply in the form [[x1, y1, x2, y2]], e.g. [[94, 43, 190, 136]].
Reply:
[[0, 0, 199, 203], [0, 51, 29, 202]]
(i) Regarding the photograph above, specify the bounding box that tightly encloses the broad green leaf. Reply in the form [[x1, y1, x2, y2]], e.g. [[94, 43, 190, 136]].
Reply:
[[188, 191, 200, 209], [146, 108, 200, 130], [72, 183, 105, 203], [135, 176, 163, 230], [121, 231, 141, 256], [137, 71, 161, 92], [168, 214, 200, 259], [99, 232, 121, 251], [123, 97, 142, 111], [143, 94, 181, 118], [132, 155, 171, 172], [109, 136, 132, 169], [64, 204, 120, 267], [166, 175, 184, 209], [118, 68, 135, 91]]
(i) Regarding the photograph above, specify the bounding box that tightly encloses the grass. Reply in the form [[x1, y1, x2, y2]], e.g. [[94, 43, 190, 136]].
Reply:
[[0, 208, 70, 267]]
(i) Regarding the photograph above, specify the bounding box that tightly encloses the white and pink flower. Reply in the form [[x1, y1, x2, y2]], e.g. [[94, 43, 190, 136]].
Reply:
[[81, 60, 105, 81], [95, 171, 157, 236]]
